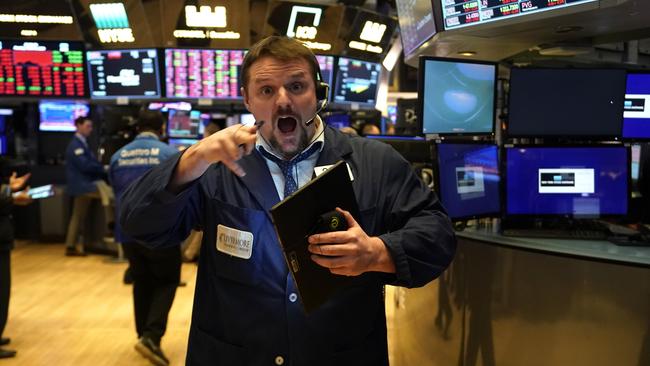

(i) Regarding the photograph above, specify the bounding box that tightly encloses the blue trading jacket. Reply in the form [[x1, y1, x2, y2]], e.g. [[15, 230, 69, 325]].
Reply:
[[65, 135, 106, 196], [109, 132, 178, 244], [119, 126, 456, 366]]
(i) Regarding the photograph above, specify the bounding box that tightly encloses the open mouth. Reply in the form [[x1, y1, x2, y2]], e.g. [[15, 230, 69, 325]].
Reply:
[[277, 116, 298, 133]]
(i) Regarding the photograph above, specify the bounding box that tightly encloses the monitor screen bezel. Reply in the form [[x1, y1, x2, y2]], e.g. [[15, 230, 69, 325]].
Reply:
[[86, 48, 162, 100], [503, 144, 631, 219], [506, 67, 628, 140], [418, 56, 498, 137], [163, 47, 247, 100], [433, 141, 501, 221], [621, 70, 650, 142], [332, 56, 381, 107], [0, 39, 88, 99]]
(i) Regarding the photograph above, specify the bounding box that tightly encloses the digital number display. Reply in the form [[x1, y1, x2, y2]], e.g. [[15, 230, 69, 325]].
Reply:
[[0, 40, 85, 97], [442, 0, 595, 30]]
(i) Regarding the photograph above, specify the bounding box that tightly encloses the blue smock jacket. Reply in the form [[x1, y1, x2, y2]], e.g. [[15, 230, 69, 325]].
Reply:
[[65, 135, 105, 196], [109, 133, 178, 244], [119, 126, 456, 366]]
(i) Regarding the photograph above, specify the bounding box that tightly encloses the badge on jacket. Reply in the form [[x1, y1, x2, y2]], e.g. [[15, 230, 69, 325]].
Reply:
[[216, 224, 253, 259], [74, 148, 84, 156]]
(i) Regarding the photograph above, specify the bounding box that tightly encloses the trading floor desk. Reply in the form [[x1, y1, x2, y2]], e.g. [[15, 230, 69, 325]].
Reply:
[[387, 230, 650, 366]]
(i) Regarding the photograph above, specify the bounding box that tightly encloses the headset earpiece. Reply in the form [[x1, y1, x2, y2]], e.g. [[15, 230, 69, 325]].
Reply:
[[315, 81, 329, 110]]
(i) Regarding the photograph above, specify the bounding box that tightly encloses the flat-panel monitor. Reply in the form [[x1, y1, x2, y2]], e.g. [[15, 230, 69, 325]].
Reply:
[[436, 143, 500, 220], [419, 57, 496, 135], [622, 72, 650, 139], [316, 55, 335, 97], [441, 0, 598, 30], [505, 146, 629, 217], [39, 101, 90, 132], [87, 49, 161, 99], [396, 0, 438, 58], [324, 113, 350, 129], [168, 109, 200, 138], [0, 40, 86, 97], [508, 68, 627, 138], [168, 138, 198, 152], [366, 135, 430, 163], [333, 57, 381, 106], [165, 49, 245, 99]]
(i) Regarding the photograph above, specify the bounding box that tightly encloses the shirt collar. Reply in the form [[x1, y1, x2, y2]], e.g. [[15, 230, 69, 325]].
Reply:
[[256, 115, 325, 161], [75, 133, 87, 145], [135, 131, 159, 140]]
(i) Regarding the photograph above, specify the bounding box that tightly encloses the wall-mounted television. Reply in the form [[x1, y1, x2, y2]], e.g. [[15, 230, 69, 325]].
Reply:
[[168, 109, 200, 138], [39, 101, 90, 132], [333, 57, 381, 106], [87, 49, 161, 99]]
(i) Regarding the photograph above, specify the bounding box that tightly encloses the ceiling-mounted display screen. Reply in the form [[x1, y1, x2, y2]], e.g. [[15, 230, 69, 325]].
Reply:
[[442, 0, 597, 30], [396, 0, 437, 57], [333, 57, 381, 106], [165, 48, 245, 99], [0, 40, 86, 97], [87, 49, 161, 99]]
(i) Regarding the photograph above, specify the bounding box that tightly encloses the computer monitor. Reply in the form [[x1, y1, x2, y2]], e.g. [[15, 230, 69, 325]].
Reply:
[[505, 146, 629, 217], [167, 138, 198, 152], [39, 101, 90, 132], [622, 72, 650, 140], [365, 135, 430, 163], [148, 101, 192, 112], [419, 57, 497, 136], [0, 40, 86, 98], [333, 57, 381, 106], [165, 49, 245, 99], [87, 49, 161, 99], [316, 55, 335, 98], [508, 68, 627, 138], [324, 113, 351, 129], [436, 143, 500, 220], [168, 109, 200, 138]]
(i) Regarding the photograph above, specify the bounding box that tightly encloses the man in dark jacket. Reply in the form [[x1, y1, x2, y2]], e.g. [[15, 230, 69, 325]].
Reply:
[[64, 116, 114, 256], [119, 36, 456, 365], [109, 111, 180, 366], [0, 170, 31, 359]]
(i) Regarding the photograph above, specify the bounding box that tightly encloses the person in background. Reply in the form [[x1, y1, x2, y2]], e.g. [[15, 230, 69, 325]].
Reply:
[[361, 122, 381, 136], [0, 171, 32, 359], [119, 36, 455, 365], [339, 126, 359, 136], [109, 110, 181, 366], [64, 116, 114, 256]]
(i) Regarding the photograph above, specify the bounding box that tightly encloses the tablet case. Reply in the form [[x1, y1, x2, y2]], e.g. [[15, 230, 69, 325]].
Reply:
[[270, 160, 360, 313]]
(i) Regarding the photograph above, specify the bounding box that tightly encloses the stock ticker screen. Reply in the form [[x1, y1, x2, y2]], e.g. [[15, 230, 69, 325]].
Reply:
[[333, 57, 381, 106], [0, 40, 85, 97], [442, 0, 597, 30], [165, 49, 245, 99], [87, 49, 161, 99]]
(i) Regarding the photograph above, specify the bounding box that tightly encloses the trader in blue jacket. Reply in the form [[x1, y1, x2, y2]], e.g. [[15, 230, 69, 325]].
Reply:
[[64, 116, 114, 256], [120, 36, 456, 366], [110, 110, 180, 366]]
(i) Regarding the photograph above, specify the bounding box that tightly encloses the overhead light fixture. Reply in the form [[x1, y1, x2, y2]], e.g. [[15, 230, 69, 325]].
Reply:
[[458, 51, 476, 56]]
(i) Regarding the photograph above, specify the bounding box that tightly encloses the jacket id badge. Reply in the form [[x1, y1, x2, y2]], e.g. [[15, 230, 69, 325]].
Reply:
[[216, 224, 254, 259]]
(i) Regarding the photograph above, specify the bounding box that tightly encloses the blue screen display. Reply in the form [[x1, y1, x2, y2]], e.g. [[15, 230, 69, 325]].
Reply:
[[437, 143, 500, 219], [506, 146, 628, 216], [421, 58, 496, 135], [623, 73, 650, 139]]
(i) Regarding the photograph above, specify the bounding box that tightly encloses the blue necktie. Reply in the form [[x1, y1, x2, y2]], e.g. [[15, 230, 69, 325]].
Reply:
[[259, 142, 322, 197]]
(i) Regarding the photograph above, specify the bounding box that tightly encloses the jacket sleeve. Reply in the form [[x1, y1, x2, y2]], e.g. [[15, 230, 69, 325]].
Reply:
[[118, 152, 204, 248], [67, 143, 105, 177], [377, 151, 456, 288]]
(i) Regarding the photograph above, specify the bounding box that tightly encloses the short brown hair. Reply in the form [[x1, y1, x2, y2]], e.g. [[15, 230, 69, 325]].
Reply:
[[240, 36, 320, 91], [74, 116, 90, 126]]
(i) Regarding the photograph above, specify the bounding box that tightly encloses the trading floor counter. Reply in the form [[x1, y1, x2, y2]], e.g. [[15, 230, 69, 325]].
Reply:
[[386, 230, 650, 366]]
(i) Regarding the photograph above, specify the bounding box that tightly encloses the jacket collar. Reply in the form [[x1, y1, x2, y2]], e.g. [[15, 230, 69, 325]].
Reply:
[[237, 126, 353, 213]]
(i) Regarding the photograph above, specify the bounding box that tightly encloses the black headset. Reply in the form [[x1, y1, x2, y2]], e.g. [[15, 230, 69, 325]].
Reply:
[[314, 59, 330, 114]]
